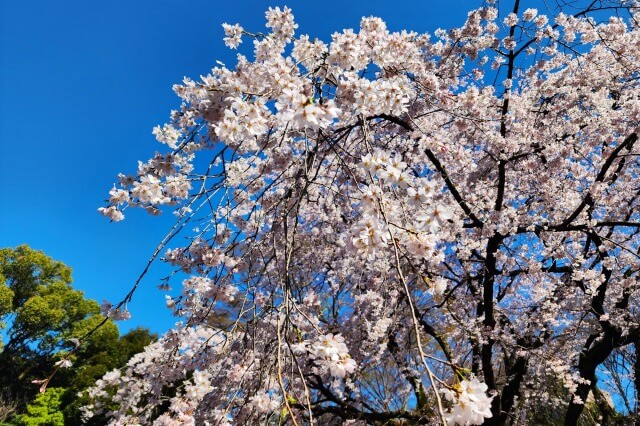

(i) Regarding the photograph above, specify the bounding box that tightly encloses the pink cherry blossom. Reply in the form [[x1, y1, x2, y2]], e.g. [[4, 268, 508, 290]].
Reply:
[[90, 2, 640, 425]]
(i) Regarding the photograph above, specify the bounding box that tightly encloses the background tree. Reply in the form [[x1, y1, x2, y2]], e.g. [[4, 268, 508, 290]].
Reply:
[[89, 1, 640, 425], [0, 246, 156, 423], [60, 326, 156, 425], [10, 326, 157, 425], [13, 388, 65, 426], [0, 245, 100, 406]]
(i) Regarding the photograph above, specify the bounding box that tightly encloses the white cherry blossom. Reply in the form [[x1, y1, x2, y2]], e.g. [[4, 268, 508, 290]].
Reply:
[[91, 3, 640, 424]]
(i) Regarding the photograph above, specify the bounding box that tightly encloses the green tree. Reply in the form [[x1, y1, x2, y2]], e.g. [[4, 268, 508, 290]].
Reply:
[[61, 327, 156, 424], [0, 245, 105, 407], [8, 326, 157, 425], [13, 388, 65, 426], [0, 245, 156, 423]]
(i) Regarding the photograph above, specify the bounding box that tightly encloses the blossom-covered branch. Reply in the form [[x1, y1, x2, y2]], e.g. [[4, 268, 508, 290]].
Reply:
[[90, 2, 640, 425]]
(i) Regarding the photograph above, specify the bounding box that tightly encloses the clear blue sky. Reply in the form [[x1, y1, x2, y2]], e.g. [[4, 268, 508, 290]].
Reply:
[[0, 0, 477, 334]]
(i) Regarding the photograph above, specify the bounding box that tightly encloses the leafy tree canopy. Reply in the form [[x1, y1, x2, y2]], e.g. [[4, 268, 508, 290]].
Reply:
[[0, 246, 156, 423], [13, 388, 65, 426]]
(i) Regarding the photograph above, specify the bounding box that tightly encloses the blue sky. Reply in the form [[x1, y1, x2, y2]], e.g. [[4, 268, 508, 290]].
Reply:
[[0, 0, 477, 334]]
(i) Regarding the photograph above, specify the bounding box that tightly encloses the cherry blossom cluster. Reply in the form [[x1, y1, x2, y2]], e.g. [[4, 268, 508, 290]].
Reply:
[[91, 2, 640, 425], [442, 378, 494, 426], [293, 333, 357, 378]]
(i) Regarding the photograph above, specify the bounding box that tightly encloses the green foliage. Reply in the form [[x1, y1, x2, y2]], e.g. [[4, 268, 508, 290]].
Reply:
[[62, 327, 156, 424], [9, 326, 157, 425], [0, 285, 13, 345], [0, 245, 156, 424], [0, 245, 72, 308], [14, 388, 64, 426], [0, 246, 103, 406]]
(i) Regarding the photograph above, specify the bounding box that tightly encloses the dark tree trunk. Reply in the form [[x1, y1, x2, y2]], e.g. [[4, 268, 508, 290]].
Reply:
[[565, 333, 617, 426]]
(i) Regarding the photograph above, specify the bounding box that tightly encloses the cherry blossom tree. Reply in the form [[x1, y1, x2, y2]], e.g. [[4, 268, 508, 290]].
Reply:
[[89, 1, 640, 424]]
